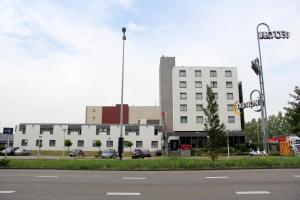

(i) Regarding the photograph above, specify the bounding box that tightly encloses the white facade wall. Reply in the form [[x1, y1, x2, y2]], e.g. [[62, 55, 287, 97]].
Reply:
[[13, 124, 162, 152], [172, 66, 241, 132]]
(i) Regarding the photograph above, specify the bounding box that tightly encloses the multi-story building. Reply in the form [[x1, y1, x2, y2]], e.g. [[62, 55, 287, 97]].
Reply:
[[159, 56, 245, 150], [86, 104, 160, 125], [13, 123, 162, 153]]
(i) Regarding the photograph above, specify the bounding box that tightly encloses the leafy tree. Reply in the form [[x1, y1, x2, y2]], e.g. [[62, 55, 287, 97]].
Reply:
[[64, 139, 72, 154], [268, 112, 291, 136], [204, 85, 226, 161], [284, 86, 300, 136], [245, 118, 262, 145], [95, 140, 102, 153], [124, 140, 133, 152]]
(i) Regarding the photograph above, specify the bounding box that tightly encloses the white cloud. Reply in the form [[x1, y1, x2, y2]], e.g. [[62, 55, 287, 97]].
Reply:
[[127, 21, 148, 32]]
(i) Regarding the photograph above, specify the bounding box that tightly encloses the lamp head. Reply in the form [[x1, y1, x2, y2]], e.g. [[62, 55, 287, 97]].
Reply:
[[122, 27, 126, 34]]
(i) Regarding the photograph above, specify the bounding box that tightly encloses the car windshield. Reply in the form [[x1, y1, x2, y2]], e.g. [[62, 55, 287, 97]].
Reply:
[[103, 150, 109, 153]]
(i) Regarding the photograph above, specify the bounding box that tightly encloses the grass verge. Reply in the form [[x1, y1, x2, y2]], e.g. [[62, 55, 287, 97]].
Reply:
[[1, 157, 300, 170]]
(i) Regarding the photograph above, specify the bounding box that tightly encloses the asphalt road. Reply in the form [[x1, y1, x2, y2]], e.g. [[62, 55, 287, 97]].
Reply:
[[0, 169, 299, 200]]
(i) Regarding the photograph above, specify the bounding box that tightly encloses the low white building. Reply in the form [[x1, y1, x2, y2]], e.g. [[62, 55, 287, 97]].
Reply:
[[13, 123, 162, 152]]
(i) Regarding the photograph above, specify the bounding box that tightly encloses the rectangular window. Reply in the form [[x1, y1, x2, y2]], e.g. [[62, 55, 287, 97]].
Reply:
[[154, 126, 161, 136], [151, 141, 158, 148], [21, 139, 28, 146], [20, 124, 26, 134], [227, 93, 233, 99], [78, 130, 82, 135], [196, 93, 203, 100], [179, 70, 186, 77], [106, 140, 113, 148], [77, 140, 84, 147], [180, 104, 187, 111], [210, 70, 217, 77], [213, 93, 218, 99], [196, 116, 204, 123], [180, 93, 187, 100], [211, 81, 217, 88], [226, 81, 233, 88], [225, 70, 232, 77], [228, 116, 235, 123], [227, 104, 234, 111], [179, 81, 187, 88], [195, 81, 202, 88], [49, 140, 56, 147], [36, 139, 42, 147], [195, 70, 201, 77], [136, 141, 143, 148], [180, 116, 188, 123], [96, 125, 110, 135], [196, 104, 204, 111]]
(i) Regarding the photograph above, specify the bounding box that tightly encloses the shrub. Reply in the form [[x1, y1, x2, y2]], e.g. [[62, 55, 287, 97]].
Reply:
[[0, 159, 10, 167]]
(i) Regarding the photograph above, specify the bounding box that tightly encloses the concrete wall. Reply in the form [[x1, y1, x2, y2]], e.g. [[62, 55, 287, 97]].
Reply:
[[85, 106, 102, 124], [129, 106, 160, 124]]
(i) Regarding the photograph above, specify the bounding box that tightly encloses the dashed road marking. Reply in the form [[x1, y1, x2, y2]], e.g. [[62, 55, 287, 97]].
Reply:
[[236, 191, 270, 195], [0, 191, 15, 194], [35, 176, 58, 178], [205, 176, 229, 179], [122, 177, 146, 180], [106, 192, 141, 196]]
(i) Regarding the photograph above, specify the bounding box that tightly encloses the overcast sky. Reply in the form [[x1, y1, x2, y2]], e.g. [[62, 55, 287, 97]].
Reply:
[[0, 0, 299, 130]]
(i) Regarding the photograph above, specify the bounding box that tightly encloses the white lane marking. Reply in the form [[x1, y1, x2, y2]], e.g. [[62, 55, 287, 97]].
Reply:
[[294, 175, 300, 178], [106, 192, 141, 196], [236, 191, 270, 195], [35, 176, 58, 178], [122, 177, 146, 180], [205, 176, 229, 179], [0, 191, 15, 194]]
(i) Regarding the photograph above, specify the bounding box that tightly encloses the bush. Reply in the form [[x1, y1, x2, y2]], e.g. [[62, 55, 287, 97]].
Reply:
[[0, 159, 10, 167], [220, 147, 235, 153]]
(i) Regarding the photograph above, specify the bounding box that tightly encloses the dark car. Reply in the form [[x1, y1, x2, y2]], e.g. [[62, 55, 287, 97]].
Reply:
[[132, 149, 144, 159], [69, 149, 84, 157]]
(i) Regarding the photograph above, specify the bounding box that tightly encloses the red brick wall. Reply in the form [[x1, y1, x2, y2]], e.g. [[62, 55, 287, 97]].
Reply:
[[102, 104, 129, 124]]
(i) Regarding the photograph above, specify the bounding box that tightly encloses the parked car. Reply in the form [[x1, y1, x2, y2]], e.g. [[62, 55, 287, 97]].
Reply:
[[102, 149, 117, 159], [155, 150, 162, 156], [0, 147, 16, 156], [132, 149, 144, 159], [142, 149, 151, 157], [69, 149, 84, 157], [14, 148, 30, 156]]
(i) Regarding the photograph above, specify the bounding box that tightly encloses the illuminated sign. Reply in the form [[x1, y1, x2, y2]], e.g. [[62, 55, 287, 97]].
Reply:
[[233, 90, 261, 115], [259, 31, 290, 40]]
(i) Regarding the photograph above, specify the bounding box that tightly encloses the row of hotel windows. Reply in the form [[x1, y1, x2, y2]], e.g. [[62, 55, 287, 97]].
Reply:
[[180, 92, 234, 100], [180, 116, 235, 124], [179, 70, 232, 78], [179, 81, 233, 88], [21, 139, 159, 149], [180, 104, 234, 112]]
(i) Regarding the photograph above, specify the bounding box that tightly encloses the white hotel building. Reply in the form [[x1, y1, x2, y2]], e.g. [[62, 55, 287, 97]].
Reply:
[[159, 56, 245, 150]]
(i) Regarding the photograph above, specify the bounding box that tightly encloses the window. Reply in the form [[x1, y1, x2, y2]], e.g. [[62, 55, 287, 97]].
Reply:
[[227, 93, 233, 99], [225, 70, 232, 77], [180, 104, 187, 111], [106, 140, 113, 148], [196, 116, 204, 123], [179, 81, 187, 88], [180, 116, 188, 123], [227, 104, 234, 111], [78, 130, 82, 135], [195, 70, 201, 77], [92, 140, 97, 147], [36, 139, 42, 147], [96, 125, 110, 135], [228, 116, 235, 123], [21, 139, 28, 146], [154, 126, 161, 136], [151, 141, 158, 148], [125, 125, 139, 136], [136, 141, 143, 148], [213, 93, 218, 99], [20, 124, 26, 134], [210, 70, 217, 77], [195, 81, 202, 88], [211, 81, 217, 88], [77, 140, 84, 147], [49, 140, 56, 147], [226, 81, 233, 88], [196, 93, 203, 100], [179, 70, 186, 77], [196, 104, 204, 111], [180, 93, 187, 100], [154, 129, 158, 136]]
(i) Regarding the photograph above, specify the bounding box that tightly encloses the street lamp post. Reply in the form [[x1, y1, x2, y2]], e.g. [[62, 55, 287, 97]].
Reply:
[[254, 23, 290, 154], [63, 128, 67, 157], [118, 27, 126, 160], [226, 131, 230, 158], [37, 135, 42, 159]]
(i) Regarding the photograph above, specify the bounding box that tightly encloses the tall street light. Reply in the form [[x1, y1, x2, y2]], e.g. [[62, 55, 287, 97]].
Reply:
[[63, 128, 67, 157], [253, 23, 290, 153], [118, 27, 126, 160]]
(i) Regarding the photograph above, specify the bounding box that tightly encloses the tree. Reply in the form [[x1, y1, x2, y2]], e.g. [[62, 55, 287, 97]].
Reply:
[[95, 140, 102, 153], [285, 86, 300, 136], [204, 85, 226, 161], [124, 140, 133, 152], [64, 139, 72, 154]]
